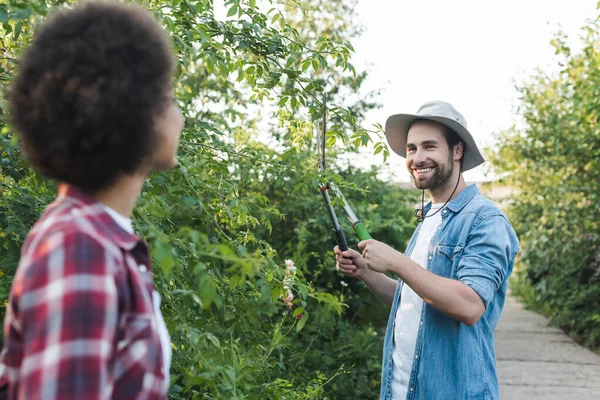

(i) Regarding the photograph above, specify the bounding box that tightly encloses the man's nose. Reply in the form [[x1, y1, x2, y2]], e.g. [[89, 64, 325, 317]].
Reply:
[[413, 148, 428, 165]]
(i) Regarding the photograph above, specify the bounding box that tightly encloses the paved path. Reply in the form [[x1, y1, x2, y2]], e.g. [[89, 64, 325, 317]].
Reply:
[[495, 295, 600, 399]]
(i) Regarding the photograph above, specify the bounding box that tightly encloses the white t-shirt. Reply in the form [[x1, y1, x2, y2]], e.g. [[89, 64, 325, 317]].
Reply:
[[102, 205, 172, 391], [391, 204, 444, 399]]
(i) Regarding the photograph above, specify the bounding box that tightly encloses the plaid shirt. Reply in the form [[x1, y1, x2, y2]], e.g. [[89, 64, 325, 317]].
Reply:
[[0, 184, 167, 399]]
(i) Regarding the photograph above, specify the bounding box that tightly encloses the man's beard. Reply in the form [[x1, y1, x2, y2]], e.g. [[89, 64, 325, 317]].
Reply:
[[411, 154, 454, 190]]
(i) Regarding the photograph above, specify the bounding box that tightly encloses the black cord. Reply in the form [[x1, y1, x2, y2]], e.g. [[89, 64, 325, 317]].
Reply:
[[413, 173, 461, 222]]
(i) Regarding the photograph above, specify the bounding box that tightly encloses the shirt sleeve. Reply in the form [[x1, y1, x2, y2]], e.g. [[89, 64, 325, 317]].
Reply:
[[456, 214, 519, 308], [16, 230, 119, 400]]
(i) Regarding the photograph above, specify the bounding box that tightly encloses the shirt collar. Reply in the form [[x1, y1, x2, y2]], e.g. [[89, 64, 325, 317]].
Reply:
[[446, 183, 480, 213], [57, 183, 142, 251]]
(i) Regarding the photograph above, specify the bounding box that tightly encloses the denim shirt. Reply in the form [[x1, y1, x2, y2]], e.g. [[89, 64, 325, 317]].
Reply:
[[380, 184, 519, 400]]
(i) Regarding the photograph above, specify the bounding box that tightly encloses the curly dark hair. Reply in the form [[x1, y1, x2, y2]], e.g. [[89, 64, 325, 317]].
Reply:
[[8, 1, 175, 193]]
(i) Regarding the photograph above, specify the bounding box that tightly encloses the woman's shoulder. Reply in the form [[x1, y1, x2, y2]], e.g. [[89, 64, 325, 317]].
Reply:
[[22, 199, 123, 272]]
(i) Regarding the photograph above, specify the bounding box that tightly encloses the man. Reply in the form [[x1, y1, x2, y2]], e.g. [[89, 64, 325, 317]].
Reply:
[[0, 2, 183, 399], [335, 101, 519, 400]]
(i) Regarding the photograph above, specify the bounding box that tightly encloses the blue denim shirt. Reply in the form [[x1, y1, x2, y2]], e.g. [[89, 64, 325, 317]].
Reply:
[[380, 184, 519, 400]]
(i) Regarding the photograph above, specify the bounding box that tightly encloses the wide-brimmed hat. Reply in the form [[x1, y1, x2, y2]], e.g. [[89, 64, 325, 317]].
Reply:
[[384, 101, 485, 171]]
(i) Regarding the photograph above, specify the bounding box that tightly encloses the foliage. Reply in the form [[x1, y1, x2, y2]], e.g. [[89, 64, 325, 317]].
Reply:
[[490, 15, 600, 350], [0, 0, 418, 398]]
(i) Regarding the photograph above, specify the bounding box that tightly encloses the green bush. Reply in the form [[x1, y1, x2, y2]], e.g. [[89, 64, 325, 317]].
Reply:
[[490, 19, 600, 350]]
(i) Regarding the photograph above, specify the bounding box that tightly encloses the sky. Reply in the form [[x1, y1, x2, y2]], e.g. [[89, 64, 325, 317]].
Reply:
[[351, 0, 599, 182]]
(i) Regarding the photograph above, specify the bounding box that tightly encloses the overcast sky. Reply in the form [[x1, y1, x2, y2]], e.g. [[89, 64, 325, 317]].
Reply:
[[352, 0, 599, 182]]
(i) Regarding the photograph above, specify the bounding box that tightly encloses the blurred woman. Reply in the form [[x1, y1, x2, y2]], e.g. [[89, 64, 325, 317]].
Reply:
[[0, 1, 183, 398]]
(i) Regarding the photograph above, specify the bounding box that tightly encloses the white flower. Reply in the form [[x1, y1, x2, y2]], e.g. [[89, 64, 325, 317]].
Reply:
[[284, 259, 297, 277], [281, 289, 294, 303], [340, 280, 348, 287]]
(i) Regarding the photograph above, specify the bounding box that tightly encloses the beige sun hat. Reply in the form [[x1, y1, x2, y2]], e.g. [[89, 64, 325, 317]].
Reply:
[[384, 101, 485, 171]]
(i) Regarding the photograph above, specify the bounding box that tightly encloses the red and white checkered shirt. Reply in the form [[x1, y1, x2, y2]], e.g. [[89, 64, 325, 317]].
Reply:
[[0, 184, 168, 399]]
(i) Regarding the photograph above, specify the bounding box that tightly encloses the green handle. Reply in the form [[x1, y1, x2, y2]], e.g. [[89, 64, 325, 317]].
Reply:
[[353, 222, 371, 241]]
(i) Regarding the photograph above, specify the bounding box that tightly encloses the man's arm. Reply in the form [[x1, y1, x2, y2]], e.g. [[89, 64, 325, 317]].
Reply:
[[387, 256, 484, 325], [359, 268, 398, 308], [359, 215, 517, 326]]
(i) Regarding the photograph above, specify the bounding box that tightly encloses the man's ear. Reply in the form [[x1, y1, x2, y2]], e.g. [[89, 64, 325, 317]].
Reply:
[[454, 142, 464, 162]]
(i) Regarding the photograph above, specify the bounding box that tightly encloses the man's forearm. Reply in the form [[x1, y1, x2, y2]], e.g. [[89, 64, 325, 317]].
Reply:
[[390, 256, 485, 325], [359, 269, 398, 308]]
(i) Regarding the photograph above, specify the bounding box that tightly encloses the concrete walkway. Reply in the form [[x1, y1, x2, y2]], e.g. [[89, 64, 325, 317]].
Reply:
[[495, 295, 600, 399]]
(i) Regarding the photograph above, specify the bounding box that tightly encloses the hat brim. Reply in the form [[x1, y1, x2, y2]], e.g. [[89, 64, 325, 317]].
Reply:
[[384, 113, 485, 171]]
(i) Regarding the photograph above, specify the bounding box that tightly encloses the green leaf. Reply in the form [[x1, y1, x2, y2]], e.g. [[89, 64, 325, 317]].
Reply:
[[271, 286, 282, 303], [192, 293, 203, 307], [205, 333, 220, 348], [13, 22, 22, 40], [199, 276, 217, 309], [11, 8, 31, 20], [260, 281, 270, 301], [318, 54, 327, 68], [182, 196, 197, 206], [227, 5, 238, 17], [299, 285, 307, 300], [312, 59, 319, 72], [151, 241, 175, 276], [277, 96, 288, 107], [0, 8, 8, 23], [292, 307, 304, 317], [301, 60, 311, 72], [296, 312, 308, 331]]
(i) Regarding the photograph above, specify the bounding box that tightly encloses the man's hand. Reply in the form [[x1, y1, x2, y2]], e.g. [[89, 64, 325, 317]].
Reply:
[[358, 239, 404, 274], [334, 246, 368, 278], [334, 243, 400, 308]]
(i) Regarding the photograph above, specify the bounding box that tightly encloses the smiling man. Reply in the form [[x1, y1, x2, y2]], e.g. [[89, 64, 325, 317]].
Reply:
[[334, 101, 519, 400]]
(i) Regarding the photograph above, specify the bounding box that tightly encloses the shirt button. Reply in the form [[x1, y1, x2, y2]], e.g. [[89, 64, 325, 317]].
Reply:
[[139, 264, 148, 273], [410, 387, 414, 392], [442, 209, 447, 213], [420, 321, 424, 326], [387, 388, 390, 393], [415, 354, 419, 359], [428, 256, 432, 260]]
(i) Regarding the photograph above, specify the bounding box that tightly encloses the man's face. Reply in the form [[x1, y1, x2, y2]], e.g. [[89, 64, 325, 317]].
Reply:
[[405, 121, 455, 190]]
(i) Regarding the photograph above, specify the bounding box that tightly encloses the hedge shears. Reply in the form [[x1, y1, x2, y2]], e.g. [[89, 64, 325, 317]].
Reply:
[[317, 94, 371, 252]]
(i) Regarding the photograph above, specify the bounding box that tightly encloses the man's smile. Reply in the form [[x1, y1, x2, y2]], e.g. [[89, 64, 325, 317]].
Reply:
[[413, 166, 435, 177]]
